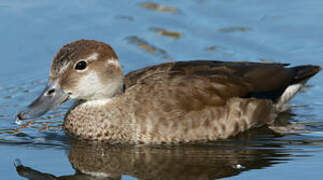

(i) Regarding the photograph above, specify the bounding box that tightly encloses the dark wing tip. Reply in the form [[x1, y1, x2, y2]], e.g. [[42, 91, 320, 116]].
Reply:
[[291, 65, 321, 83]]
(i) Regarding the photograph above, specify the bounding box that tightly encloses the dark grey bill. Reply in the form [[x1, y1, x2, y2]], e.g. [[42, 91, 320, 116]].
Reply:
[[17, 82, 69, 120]]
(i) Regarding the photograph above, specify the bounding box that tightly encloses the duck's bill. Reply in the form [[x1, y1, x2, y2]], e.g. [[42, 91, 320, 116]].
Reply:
[[17, 82, 69, 120]]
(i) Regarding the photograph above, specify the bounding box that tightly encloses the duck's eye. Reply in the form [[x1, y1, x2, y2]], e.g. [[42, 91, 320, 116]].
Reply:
[[75, 61, 87, 70]]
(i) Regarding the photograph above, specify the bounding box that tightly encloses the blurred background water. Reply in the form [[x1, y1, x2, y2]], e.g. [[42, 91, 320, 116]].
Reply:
[[0, 0, 323, 179]]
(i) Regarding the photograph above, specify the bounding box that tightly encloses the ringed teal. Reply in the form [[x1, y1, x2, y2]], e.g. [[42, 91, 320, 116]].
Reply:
[[17, 40, 321, 144]]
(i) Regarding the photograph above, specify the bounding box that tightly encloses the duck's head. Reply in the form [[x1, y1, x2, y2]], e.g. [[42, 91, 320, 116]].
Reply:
[[17, 40, 124, 120]]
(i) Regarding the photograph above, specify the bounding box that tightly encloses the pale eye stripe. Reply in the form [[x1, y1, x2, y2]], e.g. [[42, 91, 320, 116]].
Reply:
[[85, 52, 99, 62], [56, 53, 99, 74], [58, 62, 71, 73], [107, 58, 120, 67]]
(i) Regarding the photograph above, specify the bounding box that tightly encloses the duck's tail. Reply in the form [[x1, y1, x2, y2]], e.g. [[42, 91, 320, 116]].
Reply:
[[275, 65, 321, 111]]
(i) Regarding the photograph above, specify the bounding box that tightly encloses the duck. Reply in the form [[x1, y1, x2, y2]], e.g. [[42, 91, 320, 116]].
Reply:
[[17, 39, 321, 144]]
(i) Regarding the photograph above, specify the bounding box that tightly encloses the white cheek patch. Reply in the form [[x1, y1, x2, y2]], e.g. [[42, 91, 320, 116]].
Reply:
[[73, 70, 120, 100], [107, 58, 120, 68], [74, 71, 103, 99]]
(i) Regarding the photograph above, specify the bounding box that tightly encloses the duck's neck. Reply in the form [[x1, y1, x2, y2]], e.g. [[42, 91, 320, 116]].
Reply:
[[80, 98, 114, 107], [80, 81, 125, 106]]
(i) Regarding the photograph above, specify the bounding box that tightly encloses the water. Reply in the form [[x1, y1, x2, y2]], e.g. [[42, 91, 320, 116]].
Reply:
[[0, 0, 323, 179]]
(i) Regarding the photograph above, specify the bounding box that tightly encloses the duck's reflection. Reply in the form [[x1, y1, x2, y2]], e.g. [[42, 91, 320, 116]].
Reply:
[[15, 128, 296, 180]]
